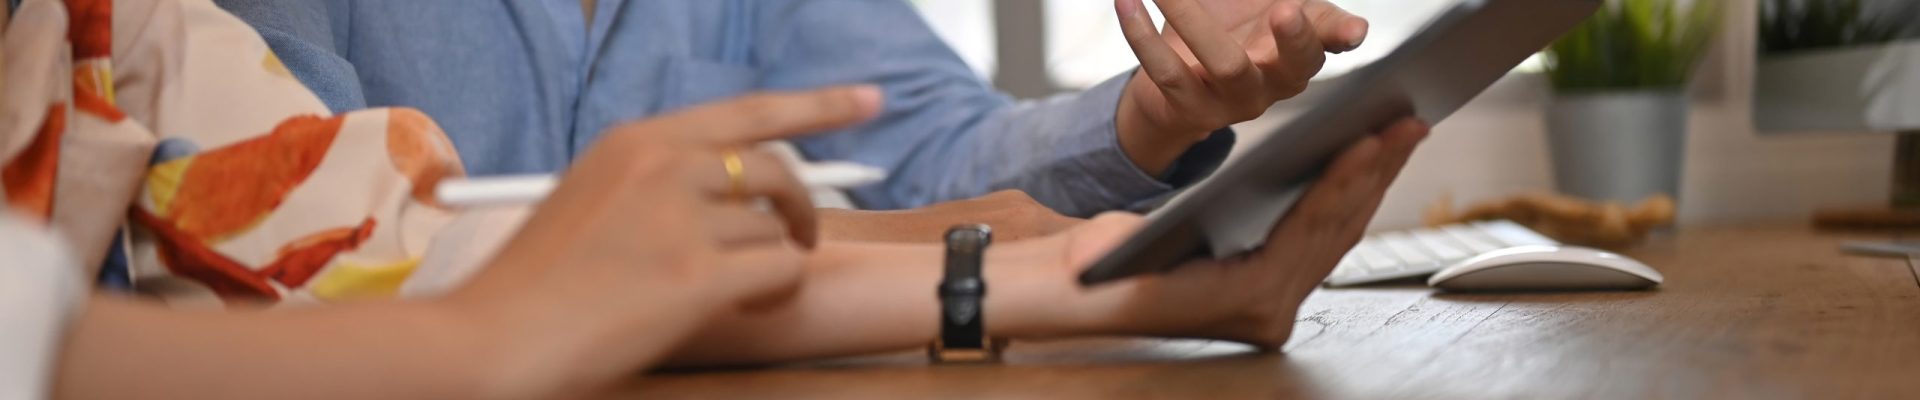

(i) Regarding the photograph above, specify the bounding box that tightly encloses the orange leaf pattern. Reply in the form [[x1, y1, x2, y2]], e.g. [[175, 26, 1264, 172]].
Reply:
[[3, 0, 468, 306], [165, 115, 342, 241], [2, 105, 67, 219]]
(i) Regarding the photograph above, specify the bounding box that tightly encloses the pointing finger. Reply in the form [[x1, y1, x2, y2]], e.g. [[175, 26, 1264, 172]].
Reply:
[[636, 85, 885, 146], [1117, 0, 1201, 93]]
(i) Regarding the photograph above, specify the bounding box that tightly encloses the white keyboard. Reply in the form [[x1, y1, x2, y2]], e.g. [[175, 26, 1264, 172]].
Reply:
[[1324, 220, 1558, 287]]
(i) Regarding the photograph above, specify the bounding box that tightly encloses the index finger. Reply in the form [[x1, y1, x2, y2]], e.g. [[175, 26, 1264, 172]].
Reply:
[[646, 85, 885, 146], [688, 150, 820, 248], [1117, 0, 1201, 92]]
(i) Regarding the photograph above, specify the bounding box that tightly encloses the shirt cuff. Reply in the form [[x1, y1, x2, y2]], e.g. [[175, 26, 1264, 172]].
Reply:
[[1069, 72, 1237, 214], [1129, 127, 1235, 211]]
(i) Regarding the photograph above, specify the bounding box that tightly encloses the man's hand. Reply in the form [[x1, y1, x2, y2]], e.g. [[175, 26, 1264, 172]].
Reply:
[[1113, 0, 1369, 175], [1021, 117, 1427, 350]]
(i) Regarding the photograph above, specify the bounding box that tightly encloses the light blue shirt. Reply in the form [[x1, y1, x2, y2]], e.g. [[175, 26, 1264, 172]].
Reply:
[[210, 0, 1234, 216]]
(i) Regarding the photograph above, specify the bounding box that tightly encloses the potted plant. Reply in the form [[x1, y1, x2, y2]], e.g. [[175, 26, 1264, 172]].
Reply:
[[1543, 0, 1722, 204]]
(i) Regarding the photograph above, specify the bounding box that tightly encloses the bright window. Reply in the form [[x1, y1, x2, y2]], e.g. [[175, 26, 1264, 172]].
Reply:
[[911, 0, 1542, 90], [1041, 0, 1161, 89], [908, 0, 998, 79]]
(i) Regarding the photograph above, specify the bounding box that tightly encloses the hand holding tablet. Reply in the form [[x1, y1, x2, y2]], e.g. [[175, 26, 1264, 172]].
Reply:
[[1079, 0, 1603, 285]]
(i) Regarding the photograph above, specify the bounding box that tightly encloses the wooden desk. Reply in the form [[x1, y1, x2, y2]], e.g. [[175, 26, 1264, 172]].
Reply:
[[614, 226, 1920, 399]]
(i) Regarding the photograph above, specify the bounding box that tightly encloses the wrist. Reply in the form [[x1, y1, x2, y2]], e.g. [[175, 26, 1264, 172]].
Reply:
[[443, 258, 710, 398], [1117, 72, 1214, 176], [979, 241, 1136, 339], [413, 299, 582, 400]]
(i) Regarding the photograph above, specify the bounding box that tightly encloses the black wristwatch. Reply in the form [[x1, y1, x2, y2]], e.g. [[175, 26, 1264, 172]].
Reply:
[[929, 224, 1006, 362]]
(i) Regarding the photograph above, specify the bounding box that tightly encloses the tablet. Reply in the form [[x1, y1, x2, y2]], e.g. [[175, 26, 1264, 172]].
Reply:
[[1078, 0, 1601, 286]]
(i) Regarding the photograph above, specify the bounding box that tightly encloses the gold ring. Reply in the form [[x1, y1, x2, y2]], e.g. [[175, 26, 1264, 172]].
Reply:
[[721, 149, 747, 201]]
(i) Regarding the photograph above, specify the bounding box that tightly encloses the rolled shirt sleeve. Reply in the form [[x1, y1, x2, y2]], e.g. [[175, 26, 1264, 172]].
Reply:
[[978, 73, 1236, 215], [760, 0, 1233, 217]]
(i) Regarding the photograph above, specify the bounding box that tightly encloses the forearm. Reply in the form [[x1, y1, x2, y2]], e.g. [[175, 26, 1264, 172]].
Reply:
[[1116, 71, 1217, 175], [795, 79, 1190, 216], [818, 191, 1084, 244], [53, 297, 511, 399], [818, 209, 978, 243], [51, 294, 676, 400], [664, 240, 1118, 366]]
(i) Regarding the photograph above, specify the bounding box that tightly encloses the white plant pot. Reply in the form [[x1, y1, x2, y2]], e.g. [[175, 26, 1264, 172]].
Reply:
[[1546, 90, 1689, 204]]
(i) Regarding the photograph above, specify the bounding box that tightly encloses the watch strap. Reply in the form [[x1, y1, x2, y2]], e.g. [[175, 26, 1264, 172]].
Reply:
[[932, 224, 1000, 362]]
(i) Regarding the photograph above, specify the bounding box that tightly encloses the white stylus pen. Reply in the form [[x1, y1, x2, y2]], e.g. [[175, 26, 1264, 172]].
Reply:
[[436, 161, 887, 207]]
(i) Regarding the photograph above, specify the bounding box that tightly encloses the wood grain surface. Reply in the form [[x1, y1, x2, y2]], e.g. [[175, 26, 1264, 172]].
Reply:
[[611, 226, 1920, 400]]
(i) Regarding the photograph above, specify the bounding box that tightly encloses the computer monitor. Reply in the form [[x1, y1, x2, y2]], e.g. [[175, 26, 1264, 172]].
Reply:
[[1754, 0, 1919, 133], [1755, 0, 1920, 211]]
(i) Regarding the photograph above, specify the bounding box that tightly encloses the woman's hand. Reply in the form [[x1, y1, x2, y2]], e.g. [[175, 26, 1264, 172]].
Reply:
[[1114, 0, 1370, 174], [442, 86, 883, 396]]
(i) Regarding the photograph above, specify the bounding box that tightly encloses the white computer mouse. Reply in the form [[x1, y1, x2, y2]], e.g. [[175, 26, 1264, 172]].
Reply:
[[1427, 245, 1664, 292]]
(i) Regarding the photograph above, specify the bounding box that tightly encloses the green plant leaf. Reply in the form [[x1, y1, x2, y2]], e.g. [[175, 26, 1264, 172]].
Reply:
[[1545, 0, 1723, 92]]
